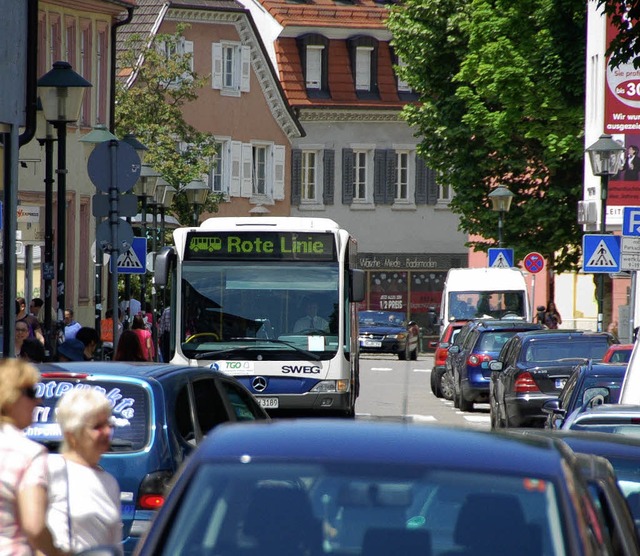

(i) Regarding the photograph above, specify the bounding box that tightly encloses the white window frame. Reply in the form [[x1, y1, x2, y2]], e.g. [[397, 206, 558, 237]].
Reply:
[[302, 148, 324, 204], [438, 182, 454, 204], [350, 145, 374, 205], [253, 145, 268, 196], [355, 46, 374, 91], [306, 46, 323, 89], [209, 139, 230, 197], [212, 42, 250, 96], [395, 151, 410, 201], [159, 38, 194, 87], [396, 58, 412, 93]]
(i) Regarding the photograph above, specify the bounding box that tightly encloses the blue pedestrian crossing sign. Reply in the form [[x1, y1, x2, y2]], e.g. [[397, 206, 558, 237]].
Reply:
[[582, 234, 620, 273], [488, 248, 514, 269], [116, 237, 147, 274]]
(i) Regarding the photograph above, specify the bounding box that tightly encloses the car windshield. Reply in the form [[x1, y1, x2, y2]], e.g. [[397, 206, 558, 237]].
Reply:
[[359, 311, 406, 327], [26, 379, 149, 452], [158, 463, 566, 556], [524, 339, 611, 363]]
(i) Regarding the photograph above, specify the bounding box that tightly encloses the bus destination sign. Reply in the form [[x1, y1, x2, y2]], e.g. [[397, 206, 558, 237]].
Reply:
[[185, 232, 337, 261]]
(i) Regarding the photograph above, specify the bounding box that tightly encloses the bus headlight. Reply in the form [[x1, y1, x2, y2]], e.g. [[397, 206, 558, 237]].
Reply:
[[311, 380, 349, 393]]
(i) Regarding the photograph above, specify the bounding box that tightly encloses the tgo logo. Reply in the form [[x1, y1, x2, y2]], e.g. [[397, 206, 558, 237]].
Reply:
[[281, 365, 321, 374]]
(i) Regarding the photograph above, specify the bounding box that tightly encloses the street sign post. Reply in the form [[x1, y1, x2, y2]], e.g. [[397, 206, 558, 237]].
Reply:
[[582, 234, 621, 273], [488, 248, 514, 268]]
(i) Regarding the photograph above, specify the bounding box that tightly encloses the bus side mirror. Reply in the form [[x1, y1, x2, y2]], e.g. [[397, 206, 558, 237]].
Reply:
[[155, 246, 176, 287], [351, 269, 365, 303]]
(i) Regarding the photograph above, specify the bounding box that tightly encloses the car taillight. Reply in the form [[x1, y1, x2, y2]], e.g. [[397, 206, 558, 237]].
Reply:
[[137, 470, 173, 510], [514, 372, 540, 393], [435, 349, 448, 366], [468, 354, 491, 366]]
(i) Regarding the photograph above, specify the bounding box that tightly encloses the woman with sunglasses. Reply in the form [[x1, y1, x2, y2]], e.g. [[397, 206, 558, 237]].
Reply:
[[46, 388, 122, 554], [0, 359, 66, 556]]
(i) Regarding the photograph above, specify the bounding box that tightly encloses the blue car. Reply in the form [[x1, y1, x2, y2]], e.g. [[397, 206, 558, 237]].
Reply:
[[358, 311, 420, 360], [542, 361, 627, 429], [448, 319, 543, 411], [26, 361, 269, 555], [136, 419, 617, 555]]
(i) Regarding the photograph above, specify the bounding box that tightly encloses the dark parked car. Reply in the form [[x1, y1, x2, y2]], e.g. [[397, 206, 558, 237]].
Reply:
[[358, 311, 420, 360], [542, 361, 626, 429], [135, 419, 616, 556], [448, 319, 543, 411], [563, 404, 640, 433], [430, 320, 467, 399], [26, 362, 269, 555], [489, 330, 617, 429]]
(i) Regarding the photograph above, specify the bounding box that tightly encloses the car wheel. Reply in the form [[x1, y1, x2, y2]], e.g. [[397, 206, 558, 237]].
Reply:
[[398, 345, 407, 360], [410, 344, 418, 361], [490, 406, 497, 430], [453, 377, 460, 409], [430, 370, 440, 397], [459, 394, 473, 412], [440, 371, 454, 401]]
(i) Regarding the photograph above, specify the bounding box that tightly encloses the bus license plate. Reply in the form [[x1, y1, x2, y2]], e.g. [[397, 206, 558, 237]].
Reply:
[[362, 340, 382, 348], [258, 397, 279, 409], [555, 379, 567, 389]]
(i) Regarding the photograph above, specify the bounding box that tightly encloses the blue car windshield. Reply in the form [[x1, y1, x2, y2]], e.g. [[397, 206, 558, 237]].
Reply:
[[159, 463, 567, 556]]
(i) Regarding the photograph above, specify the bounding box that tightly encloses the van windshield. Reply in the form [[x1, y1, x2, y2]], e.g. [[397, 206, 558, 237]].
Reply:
[[449, 291, 526, 320]]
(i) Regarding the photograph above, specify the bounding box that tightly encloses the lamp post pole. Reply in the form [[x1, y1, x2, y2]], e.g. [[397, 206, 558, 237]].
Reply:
[[586, 134, 625, 333]]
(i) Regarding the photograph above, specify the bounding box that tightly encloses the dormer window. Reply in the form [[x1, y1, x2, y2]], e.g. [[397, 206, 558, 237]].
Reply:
[[347, 36, 379, 99], [297, 34, 330, 99]]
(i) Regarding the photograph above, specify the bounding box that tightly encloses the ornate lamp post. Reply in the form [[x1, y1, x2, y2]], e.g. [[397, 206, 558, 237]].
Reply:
[[37, 61, 91, 326], [182, 179, 209, 226], [488, 186, 515, 248], [586, 134, 625, 332]]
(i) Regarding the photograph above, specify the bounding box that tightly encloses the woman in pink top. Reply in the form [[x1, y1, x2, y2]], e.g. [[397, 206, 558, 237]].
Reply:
[[131, 314, 154, 361]]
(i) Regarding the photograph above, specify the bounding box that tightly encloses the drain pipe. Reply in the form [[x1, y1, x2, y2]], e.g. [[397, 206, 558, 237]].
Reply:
[[19, 0, 38, 147], [110, 6, 135, 133]]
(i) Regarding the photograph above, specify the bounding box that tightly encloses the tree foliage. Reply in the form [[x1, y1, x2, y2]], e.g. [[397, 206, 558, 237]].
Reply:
[[387, 0, 586, 272], [598, 0, 640, 68], [115, 25, 221, 226]]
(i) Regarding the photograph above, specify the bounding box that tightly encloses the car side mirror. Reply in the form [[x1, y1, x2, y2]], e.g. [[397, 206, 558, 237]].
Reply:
[[448, 345, 460, 354], [438, 342, 450, 349], [488, 360, 503, 372], [542, 399, 561, 415]]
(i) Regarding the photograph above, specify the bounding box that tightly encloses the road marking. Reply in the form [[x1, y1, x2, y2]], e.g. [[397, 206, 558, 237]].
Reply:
[[410, 415, 437, 422], [413, 368, 430, 373], [371, 367, 392, 371], [464, 415, 490, 423]]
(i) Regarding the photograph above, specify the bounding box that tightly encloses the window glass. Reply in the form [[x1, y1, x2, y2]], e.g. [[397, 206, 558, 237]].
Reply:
[[219, 380, 260, 421], [28, 379, 149, 452], [302, 151, 317, 201], [192, 378, 229, 433]]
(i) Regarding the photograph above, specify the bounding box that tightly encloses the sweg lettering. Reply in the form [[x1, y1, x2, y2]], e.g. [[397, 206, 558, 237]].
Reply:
[[281, 365, 321, 374]]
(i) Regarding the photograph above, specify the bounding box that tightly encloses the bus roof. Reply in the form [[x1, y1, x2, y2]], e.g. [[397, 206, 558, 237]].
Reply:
[[198, 217, 341, 232]]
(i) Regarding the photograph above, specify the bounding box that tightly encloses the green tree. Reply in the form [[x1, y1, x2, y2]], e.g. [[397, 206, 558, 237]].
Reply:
[[115, 25, 221, 226], [387, 0, 586, 272], [598, 0, 640, 68]]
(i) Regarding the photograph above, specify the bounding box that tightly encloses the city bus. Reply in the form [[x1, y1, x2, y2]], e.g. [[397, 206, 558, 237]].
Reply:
[[155, 217, 365, 416]]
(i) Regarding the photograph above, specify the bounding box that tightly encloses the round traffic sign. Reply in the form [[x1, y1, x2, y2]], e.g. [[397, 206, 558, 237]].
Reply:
[[87, 140, 141, 193], [524, 252, 545, 274]]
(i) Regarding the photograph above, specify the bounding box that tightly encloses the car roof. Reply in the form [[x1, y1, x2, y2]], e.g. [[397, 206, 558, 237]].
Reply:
[[576, 362, 628, 376], [465, 320, 543, 332], [516, 330, 613, 340], [572, 404, 640, 419], [191, 420, 574, 477], [37, 361, 210, 381], [606, 344, 634, 351], [510, 429, 640, 458]]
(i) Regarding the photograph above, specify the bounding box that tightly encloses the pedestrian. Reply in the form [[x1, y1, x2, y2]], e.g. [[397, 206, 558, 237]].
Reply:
[[113, 330, 146, 362], [56, 339, 86, 362], [76, 327, 100, 361], [63, 309, 82, 341], [15, 320, 31, 357], [19, 337, 46, 364], [131, 315, 154, 361], [158, 306, 171, 363], [100, 308, 123, 345], [46, 388, 122, 554], [0, 359, 66, 556], [16, 297, 45, 345], [29, 298, 44, 326], [544, 301, 562, 330]]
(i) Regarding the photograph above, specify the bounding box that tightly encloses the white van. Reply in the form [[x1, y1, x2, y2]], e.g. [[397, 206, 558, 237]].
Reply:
[[439, 267, 531, 332], [618, 343, 640, 403]]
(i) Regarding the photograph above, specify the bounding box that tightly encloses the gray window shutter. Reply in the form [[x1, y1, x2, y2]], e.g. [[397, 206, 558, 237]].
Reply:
[[415, 154, 428, 205], [342, 148, 354, 204], [386, 150, 396, 202], [373, 149, 387, 205], [323, 149, 335, 205], [291, 149, 302, 206], [426, 166, 438, 205]]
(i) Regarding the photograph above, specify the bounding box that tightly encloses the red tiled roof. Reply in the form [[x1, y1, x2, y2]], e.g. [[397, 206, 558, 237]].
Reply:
[[275, 37, 405, 109], [258, 0, 390, 29]]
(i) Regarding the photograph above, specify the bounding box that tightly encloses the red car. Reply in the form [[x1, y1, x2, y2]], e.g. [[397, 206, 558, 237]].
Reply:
[[430, 320, 467, 399], [602, 344, 633, 364]]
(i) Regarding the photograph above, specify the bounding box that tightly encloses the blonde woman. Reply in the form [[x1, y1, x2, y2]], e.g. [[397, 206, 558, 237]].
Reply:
[[0, 359, 66, 556], [46, 389, 122, 554]]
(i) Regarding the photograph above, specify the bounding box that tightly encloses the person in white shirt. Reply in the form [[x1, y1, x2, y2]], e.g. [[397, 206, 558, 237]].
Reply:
[[293, 300, 329, 333], [46, 389, 122, 555]]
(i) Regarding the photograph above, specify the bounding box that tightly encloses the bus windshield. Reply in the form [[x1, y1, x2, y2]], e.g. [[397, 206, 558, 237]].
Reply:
[[180, 261, 341, 361]]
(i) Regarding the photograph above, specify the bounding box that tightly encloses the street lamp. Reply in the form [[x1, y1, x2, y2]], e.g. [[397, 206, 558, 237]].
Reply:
[[79, 124, 119, 337], [182, 179, 209, 226], [133, 164, 160, 314], [488, 186, 515, 248], [586, 133, 625, 332], [37, 61, 92, 325]]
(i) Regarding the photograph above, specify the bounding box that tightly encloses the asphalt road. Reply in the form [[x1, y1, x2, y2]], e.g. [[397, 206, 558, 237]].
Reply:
[[355, 352, 490, 430]]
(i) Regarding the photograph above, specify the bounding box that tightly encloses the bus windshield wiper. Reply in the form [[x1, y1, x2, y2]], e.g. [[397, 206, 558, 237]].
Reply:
[[195, 338, 321, 361]]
